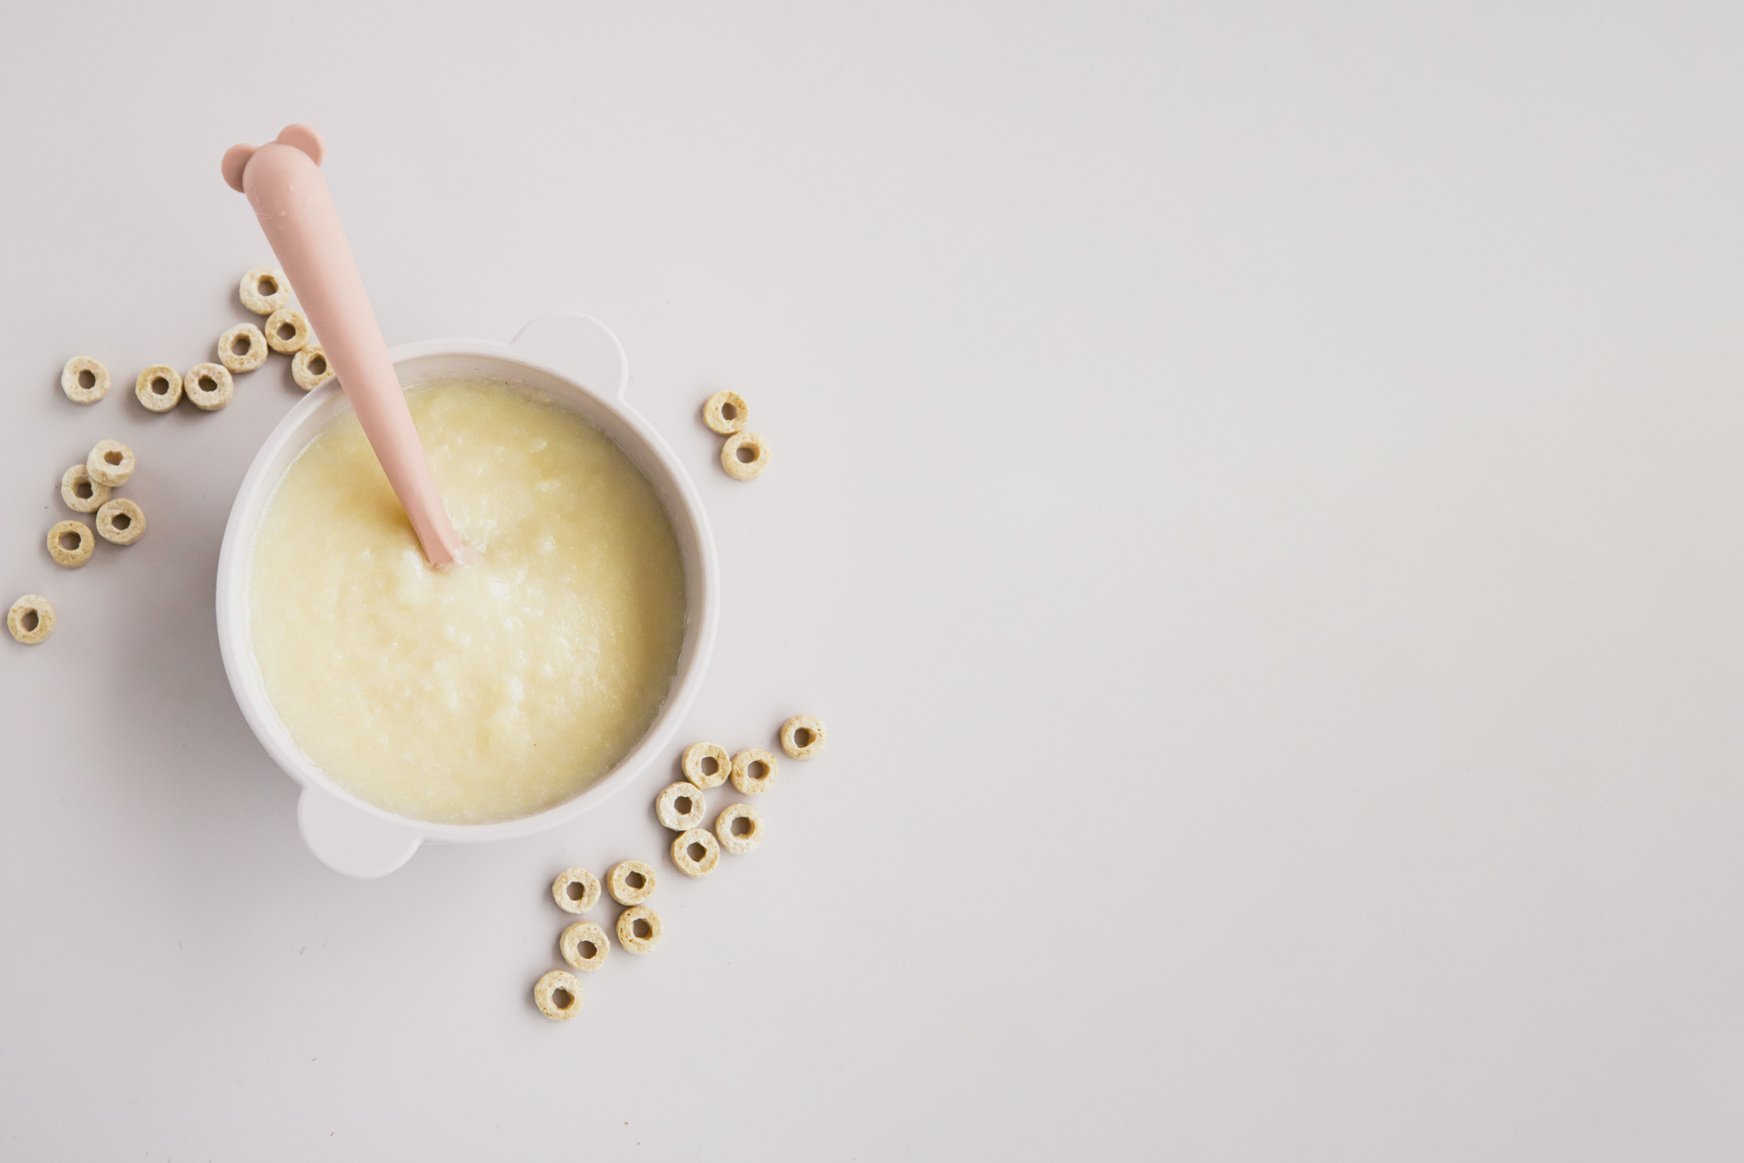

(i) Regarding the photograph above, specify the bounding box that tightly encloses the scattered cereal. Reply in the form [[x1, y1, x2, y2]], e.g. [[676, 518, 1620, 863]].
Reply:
[[670, 828, 720, 878], [714, 803, 763, 855], [47, 520, 94, 568], [655, 782, 706, 831], [532, 969, 583, 1021], [551, 867, 601, 915], [219, 323, 269, 373], [681, 741, 731, 790], [240, 267, 290, 316], [730, 747, 779, 795], [558, 920, 610, 972], [184, 363, 234, 411], [135, 365, 182, 412], [60, 464, 110, 514], [265, 307, 311, 354], [607, 860, 656, 905], [86, 440, 135, 488], [6, 595, 54, 645], [60, 356, 109, 405], [703, 390, 748, 435], [616, 906, 662, 954], [720, 431, 770, 481], [292, 345, 334, 391], [779, 714, 827, 760], [95, 498, 145, 546]]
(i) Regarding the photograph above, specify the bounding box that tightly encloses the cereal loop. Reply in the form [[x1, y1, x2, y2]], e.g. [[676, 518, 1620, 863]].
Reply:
[[533, 969, 583, 1021], [60, 356, 109, 405], [730, 747, 779, 795], [7, 595, 54, 645], [47, 520, 94, 569], [219, 323, 268, 373], [265, 307, 312, 354], [135, 365, 182, 412], [702, 390, 748, 435], [779, 714, 827, 760], [184, 363, 235, 411], [714, 803, 763, 855], [60, 464, 110, 514], [240, 267, 290, 315], [616, 906, 663, 955], [681, 741, 730, 790], [96, 498, 146, 546], [607, 860, 656, 905], [292, 345, 334, 391], [558, 920, 610, 972], [655, 782, 706, 831], [670, 828, 720, 878], [87, 439, 135, 488], [551, 867, 601, 915], [721, 431, 770, 481]]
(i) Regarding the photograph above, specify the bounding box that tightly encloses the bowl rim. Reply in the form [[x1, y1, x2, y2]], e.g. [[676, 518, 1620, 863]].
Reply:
[[214, 331, 719, 845]]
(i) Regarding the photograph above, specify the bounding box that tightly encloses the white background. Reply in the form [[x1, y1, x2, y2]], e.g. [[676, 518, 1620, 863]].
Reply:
[[3, 2, 1743, 1159]]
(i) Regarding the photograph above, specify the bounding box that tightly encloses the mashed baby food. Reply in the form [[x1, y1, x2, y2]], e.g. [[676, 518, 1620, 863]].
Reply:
[[250, 378, 686, 824]]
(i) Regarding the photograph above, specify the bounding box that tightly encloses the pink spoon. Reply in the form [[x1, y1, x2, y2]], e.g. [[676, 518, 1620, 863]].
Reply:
[[221, 124, 466, 569]]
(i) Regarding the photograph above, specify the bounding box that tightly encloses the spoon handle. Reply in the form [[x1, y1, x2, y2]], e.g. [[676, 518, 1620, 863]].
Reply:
[[222, 125, 465, 568]]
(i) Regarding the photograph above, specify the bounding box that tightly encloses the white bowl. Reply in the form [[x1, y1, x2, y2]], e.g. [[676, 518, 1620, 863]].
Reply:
[[215, 313, 719, 877]]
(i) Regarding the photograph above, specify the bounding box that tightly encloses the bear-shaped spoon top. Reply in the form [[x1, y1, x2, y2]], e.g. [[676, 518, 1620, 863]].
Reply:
[[222, 124, 466, 569]]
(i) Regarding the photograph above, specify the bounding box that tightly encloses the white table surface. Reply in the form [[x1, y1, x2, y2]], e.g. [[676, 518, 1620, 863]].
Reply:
[[4, 2, 1744, 1159]]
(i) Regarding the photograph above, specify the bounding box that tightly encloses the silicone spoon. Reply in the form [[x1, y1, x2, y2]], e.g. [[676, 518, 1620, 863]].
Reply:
[[220, 125, 466, 568]]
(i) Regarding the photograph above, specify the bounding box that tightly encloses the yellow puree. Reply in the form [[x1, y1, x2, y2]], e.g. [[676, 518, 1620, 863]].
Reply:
[[250, 378, 686, 824]]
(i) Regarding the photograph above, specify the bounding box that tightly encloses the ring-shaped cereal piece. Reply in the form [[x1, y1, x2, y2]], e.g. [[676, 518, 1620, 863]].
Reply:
[[550, 867, 601, 915], [219, 323, 269, 373], [558, 920, 610, 972], [714, 803, 764, 855], [292, 345, 334, 391], [720, 431, 770, 481], [532, 969, 584, 1021], [87, 439, 135, 488], [730, 747, 779, 795], [607, 859, 656, 905], [265, 307, 311, 354], [60, 356, 109, 404], [240, 267, 290, 316], [60, 464, 110, 514], [671, 828, 720, 878], [655, 782, 706, 831], [681, 741, 730, 790], [702, 390, 748, 435], [135, 365, 182, 412], [184, 363, 234, 411], [7, 595, 54, 645], [48, 520, 94, 569], [95, 498, 145, 546], [779, 714, 826, 760], [616, 906, 663, 955]]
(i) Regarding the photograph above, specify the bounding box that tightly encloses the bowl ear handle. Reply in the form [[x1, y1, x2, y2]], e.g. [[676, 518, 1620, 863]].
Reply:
[[511, 313, 630, 400], [297, 788, 422, 878]]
